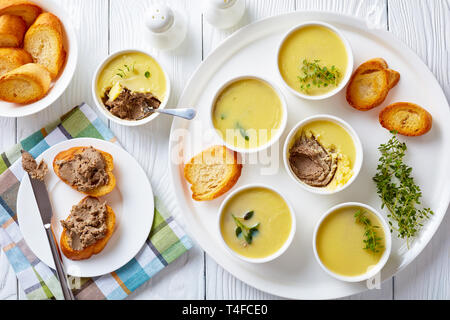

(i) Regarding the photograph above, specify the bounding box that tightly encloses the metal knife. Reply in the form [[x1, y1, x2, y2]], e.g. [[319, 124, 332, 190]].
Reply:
[[28, 174, 75, 300]]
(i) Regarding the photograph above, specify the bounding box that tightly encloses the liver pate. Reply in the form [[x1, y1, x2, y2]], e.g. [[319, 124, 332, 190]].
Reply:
[[288, 132, 338, 187], [60, 197, 108, 250], [21, 150, 48, 181], [55, 147, 109, 192], [103, 88, 161, 120]]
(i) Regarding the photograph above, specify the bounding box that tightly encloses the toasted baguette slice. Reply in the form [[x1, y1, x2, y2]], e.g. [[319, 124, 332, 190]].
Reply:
[[346, 58, 400, 111], [0, 48, 32, 76], [0, 14, 26, 47], [0, 0, 42, 27], [379, 102, 432, 136], [53, 146, 116, 197], [184, 145, 242, 201], [386, 69, 400, 90], [24, 12, 65, 78], [60, 197, 116, 261], [0, 63, 51, 103], [346, 69, 389, 111]]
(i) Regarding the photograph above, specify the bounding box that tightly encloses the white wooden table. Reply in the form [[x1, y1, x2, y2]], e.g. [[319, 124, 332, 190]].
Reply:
[[0, 0, 448, 300]]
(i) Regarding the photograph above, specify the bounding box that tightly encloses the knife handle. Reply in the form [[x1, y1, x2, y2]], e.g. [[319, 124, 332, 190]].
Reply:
[[44, 225, 75, 300]]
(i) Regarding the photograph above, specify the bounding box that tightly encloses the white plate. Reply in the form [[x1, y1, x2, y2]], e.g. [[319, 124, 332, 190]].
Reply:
[[0, 0, 78, 117], [17, 138, 154, 277], [169, 12, 450, 299]]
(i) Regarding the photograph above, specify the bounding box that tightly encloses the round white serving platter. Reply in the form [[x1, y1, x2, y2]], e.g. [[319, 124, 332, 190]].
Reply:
[[169, 11, 450, 299], [17, 138, 154, 278], [0, 0, 78, 117]]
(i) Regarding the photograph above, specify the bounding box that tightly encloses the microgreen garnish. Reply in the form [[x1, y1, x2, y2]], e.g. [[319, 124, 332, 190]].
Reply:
[[232, 213, 260, 245], [297, 59, 341, 93], [373, 131, 433, 248], [354, 209, 384, 253], [116, 62, 136, 78], [235, 122, 249, 141]]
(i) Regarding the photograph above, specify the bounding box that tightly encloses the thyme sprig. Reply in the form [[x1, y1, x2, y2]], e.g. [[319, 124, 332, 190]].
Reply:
[[297, 59, 341, 93], [373, 131, 433, 248], [354, 209, 384, 253], [232, 212, 259, 245]]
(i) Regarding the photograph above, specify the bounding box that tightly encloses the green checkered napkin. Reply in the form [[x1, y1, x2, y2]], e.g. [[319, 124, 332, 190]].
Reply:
[[0, 103, 192, 299]]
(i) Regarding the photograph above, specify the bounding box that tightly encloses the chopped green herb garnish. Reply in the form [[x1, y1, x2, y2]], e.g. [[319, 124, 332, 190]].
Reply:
[[373, 131, 433, 248], [220, 113, 226, 120], [354, 209, 384, 253], [145, 71, 151, 78], [235, 122, 249, 141], [298, 59, 341, 93], [232, 213, 260, 245]]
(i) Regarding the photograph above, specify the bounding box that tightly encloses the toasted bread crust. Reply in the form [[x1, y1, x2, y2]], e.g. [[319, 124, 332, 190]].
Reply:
[[0, 62, 51, 103], [0, 14, 26, 47], [0, 0, 42, 27], [379, 102, 432, 136], [346, 58, 400, 111], [24, 12, 66, 78], [0, 48, 32, 76], [53, 146, 116, 197], [184, 145, 242, 201], [60, 199, 116, 261]]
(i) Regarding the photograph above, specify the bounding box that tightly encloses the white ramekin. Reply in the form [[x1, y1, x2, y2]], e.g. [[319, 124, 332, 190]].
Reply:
[[209, 75, 288, 154], [277, 21, 354, 100], [312, 202, 392, 282], [283, 114, 363, 195], [92, 49, 171, 127], [217, 184, 296, 264]]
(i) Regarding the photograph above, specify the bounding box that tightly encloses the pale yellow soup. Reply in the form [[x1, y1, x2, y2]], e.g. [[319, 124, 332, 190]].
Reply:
[[316, 206, 386, 277], [292, 120, 356, 190], [278, 25, 348, 95], [97, 52, 166, 102], [212, 79, 283, 149], [220, 187, 292, 259]]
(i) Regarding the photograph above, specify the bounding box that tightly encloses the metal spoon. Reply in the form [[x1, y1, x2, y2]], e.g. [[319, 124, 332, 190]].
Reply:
[[137, 107, 196, 120]]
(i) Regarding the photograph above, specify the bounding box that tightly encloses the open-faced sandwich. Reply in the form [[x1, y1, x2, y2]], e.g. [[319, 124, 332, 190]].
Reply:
[[60, 196, 116, 260], [53, 146, 116, 197]]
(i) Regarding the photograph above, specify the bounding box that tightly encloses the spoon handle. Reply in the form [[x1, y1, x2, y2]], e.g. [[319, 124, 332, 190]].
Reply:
[[155, 108, 196, 120]]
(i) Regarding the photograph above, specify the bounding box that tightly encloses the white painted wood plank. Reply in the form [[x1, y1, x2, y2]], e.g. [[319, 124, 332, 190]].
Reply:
[[17, 0, 109, 140], [109, 0, 205, 300], [203, 0, 295, 300], [388, 0, 450, 300]]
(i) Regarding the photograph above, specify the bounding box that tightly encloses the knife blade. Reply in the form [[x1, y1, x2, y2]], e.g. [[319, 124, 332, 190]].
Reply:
[[26, 172, 75, 300], [29, 177, 53, 226]]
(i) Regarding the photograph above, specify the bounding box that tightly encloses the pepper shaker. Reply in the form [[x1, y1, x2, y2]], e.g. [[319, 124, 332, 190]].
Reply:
[[144, 2, 187, 51], [203, 0, 246, 30]]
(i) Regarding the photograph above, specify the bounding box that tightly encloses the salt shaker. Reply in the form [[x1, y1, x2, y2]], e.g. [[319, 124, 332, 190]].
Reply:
[[144, 2, 187, 51], [204, 0, 246, 29]]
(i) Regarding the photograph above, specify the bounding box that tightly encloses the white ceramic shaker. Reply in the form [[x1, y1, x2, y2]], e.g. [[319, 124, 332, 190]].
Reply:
[[144, 2, 187, 51], [203, 0, 246, 29]]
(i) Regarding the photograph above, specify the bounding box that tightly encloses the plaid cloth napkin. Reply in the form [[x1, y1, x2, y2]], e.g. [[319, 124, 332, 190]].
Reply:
[[0, 103, 192, 300]]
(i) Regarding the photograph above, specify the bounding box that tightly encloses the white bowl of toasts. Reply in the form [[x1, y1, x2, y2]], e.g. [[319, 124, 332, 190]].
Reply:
[[0, 0, 78, 117]]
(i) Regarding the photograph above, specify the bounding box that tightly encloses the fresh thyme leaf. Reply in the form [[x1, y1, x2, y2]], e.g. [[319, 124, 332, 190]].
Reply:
[[297, 59, 341, 93], [145, 71, 151, 78], [354, 210, 384, 253], [243, 211, 254, 220], [235, 122, 250, 141], [373, 131, 433, 248], [232, 213, 260, 245]]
